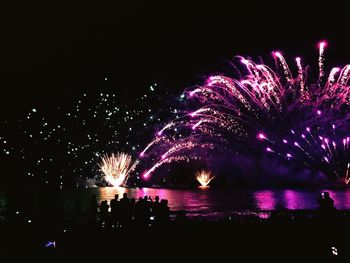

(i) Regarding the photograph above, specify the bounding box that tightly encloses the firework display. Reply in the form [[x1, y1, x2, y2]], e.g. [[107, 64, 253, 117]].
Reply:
[[3, 42, 350, 187], [195, 170, 215, 187], [99, 152, 138, 187], [141, 42, 350, 184], [2, 83, 172, 188]]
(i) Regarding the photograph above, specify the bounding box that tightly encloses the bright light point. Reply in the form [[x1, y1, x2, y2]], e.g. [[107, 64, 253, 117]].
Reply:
[[332, 141, 336, 147], [283, 139, 288, 144], [161, 154, 166, 159], [291, 130, 295, 134], [257, 133, 266, 140], [324, 156, 329, 163], [319, 136, 323, 140], [190, 112, 195, 117], [157, 131, 162, 136], [317, 110, 322, 115], [286, 153, 292, 158], [295, 57, 301, 63], [241, 58, 249, 65], [343, 139, 346, 145], [318, 41, 327, 49], [139, 153, 144, 157], [294, 142, 299, 146], [32, 108, 37, 113], [325, 138, 329, 143], [189, 91, 194, 97], [273, 51, 282, 57], [266, 147, 273, 152], [207, 76, 217, 86], [195, 170, 214, 187], [306, 127, 311, 132], [301, 134, 305, 139], [321, 144, 326, 149], [332, 124, 335, 129], [104, 77, 108, 80], [143, 172, 149, 179]]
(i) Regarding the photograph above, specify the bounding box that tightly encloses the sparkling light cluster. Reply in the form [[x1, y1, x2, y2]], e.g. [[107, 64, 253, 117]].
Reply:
[[2, 81, 172, 188], [195, 170, 215, 187], [99, 152, 138, 187]]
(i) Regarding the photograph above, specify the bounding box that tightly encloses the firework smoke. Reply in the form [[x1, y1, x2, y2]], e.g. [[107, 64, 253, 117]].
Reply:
[[99, 152, 138, 187], [195, 170, 215, 187]]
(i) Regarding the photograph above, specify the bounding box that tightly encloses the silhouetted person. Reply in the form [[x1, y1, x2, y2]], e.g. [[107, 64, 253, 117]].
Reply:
[[135, 197, 144, 225], [110, 194, 119, 225], [100, 200, 109, 225], [119, 193, 131, 226], [130, 197, 136, 219], [152, 196, 161, 223], [316, 191, 338, 226], [143, 196, 151, 224], [158, 199, 170, 224], [89, 194, 98, 223], [317, 192, 335, 211]]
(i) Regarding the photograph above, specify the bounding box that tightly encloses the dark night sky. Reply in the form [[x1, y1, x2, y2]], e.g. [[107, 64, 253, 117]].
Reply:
[[1, 2, 349, 187], [1, 2, 349, 119]]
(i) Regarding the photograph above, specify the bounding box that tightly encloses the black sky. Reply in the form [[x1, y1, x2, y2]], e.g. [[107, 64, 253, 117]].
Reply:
[[1, 2, 349, 120]]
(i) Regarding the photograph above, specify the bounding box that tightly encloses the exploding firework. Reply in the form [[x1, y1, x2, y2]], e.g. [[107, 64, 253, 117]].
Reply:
[[141, 42, 350, 184], [99, 152, 138, 187], [195, 170, 215, 187]]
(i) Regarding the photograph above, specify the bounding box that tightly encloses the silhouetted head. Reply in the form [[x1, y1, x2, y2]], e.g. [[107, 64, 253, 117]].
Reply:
[[324, 192, 330, 198], [155, 196, 159, 201], [114, 194, 119, 200], [123, 193, 127, 199]]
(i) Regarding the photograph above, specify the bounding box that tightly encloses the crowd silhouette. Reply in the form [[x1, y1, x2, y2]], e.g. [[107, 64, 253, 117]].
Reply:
[[317, 191, 336, 211], [2, 191, 350, 260], [89, 193, 170, 227]]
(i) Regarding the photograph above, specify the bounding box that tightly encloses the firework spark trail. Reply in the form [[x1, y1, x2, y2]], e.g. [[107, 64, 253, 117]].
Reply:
[[195, 170, 215, 187], [318, 41, 326, 79], [143, 155, 201, 178], [140, 137, 163, 157], [296, 57, 308, 100], [157, 122, 175, 136], [141, 42, 350, 184], [99, 152, 138, 187], [338, 65, 350, 87]]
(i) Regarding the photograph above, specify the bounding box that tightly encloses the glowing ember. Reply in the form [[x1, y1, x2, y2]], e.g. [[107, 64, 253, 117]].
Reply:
[[99, 152, 138, 187]]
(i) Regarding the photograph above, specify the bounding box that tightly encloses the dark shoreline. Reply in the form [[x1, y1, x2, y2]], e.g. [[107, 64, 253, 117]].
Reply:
[[1, 208, 348, 261]]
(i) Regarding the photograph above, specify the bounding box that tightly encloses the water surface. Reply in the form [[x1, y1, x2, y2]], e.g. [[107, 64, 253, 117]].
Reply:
[[62, 187, 350, 219]]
